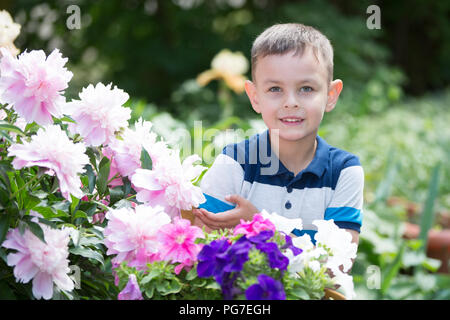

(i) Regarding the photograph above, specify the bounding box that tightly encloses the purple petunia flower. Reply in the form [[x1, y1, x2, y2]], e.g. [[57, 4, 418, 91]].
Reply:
[[248, 230, 274, 244], [197, 239, 231, 279], [245, 274, 286, 300], [282, 234, 303, 256], [118, 274, 143, 300], [223, 236, 252, 273], [220, 272, 240, 300], [256, 242, 289, 271]]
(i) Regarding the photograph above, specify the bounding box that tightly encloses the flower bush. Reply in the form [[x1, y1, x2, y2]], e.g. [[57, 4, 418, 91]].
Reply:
[[113, 211, 357, 300], [0, 42, 206, 300]]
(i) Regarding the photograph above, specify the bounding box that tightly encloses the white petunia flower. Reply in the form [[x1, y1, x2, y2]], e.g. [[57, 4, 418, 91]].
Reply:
[[313, 219, 357, 273], [260, 209, 303, 235]]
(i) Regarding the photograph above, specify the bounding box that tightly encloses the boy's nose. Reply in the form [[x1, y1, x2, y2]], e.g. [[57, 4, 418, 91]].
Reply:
[[283, 93, 299, 109]]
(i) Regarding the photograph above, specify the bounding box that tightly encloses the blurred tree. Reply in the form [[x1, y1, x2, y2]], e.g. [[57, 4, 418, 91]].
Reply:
[[3, 0, 448, 114]]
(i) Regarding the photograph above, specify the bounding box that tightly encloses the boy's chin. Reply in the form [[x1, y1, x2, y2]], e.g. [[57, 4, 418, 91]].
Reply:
[[274, 130, 310, 142]]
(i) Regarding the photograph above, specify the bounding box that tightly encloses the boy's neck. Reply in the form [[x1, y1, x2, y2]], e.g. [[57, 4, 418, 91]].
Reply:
[[268, 130, 317, 176]]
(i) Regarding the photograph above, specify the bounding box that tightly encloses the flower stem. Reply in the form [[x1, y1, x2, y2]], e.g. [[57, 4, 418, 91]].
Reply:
[[10, 174, 42, 200], [125, 194, 136, 201]]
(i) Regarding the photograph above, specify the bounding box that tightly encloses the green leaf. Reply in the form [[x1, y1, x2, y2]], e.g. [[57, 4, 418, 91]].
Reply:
[[23, 195, 41, 211], [140, 148, 152, 170], [418, 163, 441, 251], [0, 214, 10, 246], [69, 246, 104, 266], [0, 121, 26, 137], [0, 248, 8, 263], [204, 282, 221, 290], [37, 217, 57, 229], [7, 171, 17, 194], [0, 163, 12, 191], [421, 257, 442, 272], [145, 285, 155, 299], [381, 243, 405, 295], [0, 131, 13, 143], [59, 116, 76, 123], [33, 206, 57, 218], [78, 236, 103, 247], [18, 220, 26, 235], [156, 279, 182, 295], [14, 172, 26, 210], [84, 164, 96, 194], [0, 281, 16, 299], [290, 287, 310, 300], [85, 148, 98, 172], [185, 266, 198, 281], [70, 194, 81, 214], [96, 157, 110, 196], [141, 269, 161, 285], [0, 187, 9, 206], [79, 202, 97, 216], [25, 219, 47, 244], [109, 186, 124, 205], [122, 177, 131, 196], [73, 210, 88, 220]]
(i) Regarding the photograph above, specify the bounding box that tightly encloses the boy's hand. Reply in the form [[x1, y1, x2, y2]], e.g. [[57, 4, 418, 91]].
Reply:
[[193, 194, 259, 230], [191, 215, 213, 233]]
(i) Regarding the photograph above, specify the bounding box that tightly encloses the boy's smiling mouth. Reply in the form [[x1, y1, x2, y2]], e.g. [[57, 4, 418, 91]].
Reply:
[[279, 116, 304, 125]]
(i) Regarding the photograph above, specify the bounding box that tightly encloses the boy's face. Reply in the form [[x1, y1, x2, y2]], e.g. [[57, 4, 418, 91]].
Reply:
[[245, 46, 343, 144]]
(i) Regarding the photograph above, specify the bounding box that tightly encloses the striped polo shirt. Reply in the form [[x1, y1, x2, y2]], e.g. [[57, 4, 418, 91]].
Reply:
[[198, 129, 364, 241]]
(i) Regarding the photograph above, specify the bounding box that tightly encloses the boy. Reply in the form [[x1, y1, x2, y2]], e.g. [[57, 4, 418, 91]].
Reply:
[[193, 23, 363, 245]]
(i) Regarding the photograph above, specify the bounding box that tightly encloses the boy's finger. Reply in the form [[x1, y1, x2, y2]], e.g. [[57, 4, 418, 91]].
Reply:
[[196, 212, 223, 230], [224, 194, 246, 206], [200, 208, 236, 223]]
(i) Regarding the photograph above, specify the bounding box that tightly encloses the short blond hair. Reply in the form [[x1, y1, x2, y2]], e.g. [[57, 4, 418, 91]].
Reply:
[[251, 23, 334, 82]]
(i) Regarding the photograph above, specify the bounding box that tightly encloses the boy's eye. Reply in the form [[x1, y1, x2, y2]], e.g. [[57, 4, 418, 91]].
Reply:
[[268, 86, 281, 93], [300, 86, 313, 93]]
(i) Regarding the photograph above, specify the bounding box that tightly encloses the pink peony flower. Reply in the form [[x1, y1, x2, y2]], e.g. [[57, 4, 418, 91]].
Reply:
[[92, 212, 106, 224], [108, 118, 163, 179], [131, 151, 206, 219], [102, 146, 123, 187], [1, 224, 74, 300], [118, 273, 143, 300], [103, 204, 171, 270], [233, 213, 276, 237], [158, 218, 204, 273], [0, 47, 72, 125], [7, 125, 89, 200], [66, 82, 131, 147]]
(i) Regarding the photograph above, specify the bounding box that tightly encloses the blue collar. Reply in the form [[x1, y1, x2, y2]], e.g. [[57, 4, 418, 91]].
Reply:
[[262, 129, 329, 178]]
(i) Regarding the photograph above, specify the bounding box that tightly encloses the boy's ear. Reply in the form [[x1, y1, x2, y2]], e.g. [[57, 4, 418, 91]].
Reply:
[[244, 80, 261, 114], [325, 79, 343, 112]]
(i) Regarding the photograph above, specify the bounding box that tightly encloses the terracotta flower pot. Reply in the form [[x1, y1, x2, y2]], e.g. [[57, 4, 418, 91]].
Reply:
[[180, 209, 196, 225], [403, 222, 450, 273]]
